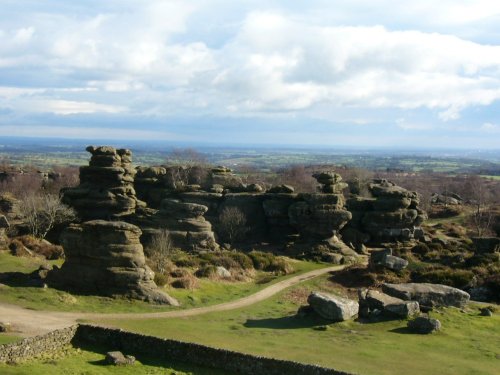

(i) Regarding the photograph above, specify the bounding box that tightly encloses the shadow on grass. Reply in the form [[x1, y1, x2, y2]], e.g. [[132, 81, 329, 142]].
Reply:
[[74, 340, 232, 375], [389, 327, 413, 334], [244, 314, 331, 329]]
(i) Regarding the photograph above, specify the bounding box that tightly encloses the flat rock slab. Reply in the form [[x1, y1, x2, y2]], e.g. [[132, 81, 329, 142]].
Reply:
[[308, 292, 359, 322], [382, 283, 470, 308]]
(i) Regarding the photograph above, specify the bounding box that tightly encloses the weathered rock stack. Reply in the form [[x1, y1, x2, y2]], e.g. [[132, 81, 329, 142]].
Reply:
[[289, 173, 352, 242], [344, 179, 426, 244], [152, 199, 218, 251], [62, 146, 140, 220], [48, 220, 178, 305]]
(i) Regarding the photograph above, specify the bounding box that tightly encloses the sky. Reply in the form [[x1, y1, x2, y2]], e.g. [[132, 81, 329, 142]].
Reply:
[[0, 0, 500, 148]]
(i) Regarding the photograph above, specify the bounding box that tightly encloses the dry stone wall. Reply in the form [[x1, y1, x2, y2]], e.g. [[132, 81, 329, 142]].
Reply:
[[0, 325, 353, 374], [0, 326, 78, 363]]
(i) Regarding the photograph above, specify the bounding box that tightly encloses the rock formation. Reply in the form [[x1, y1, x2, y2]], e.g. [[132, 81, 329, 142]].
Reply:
[[132, 198, 219, 251], [289, 173, 351, 242], [62, 146, 141, 220], [48, 220, 178, 305], [207, 166, 247, 192], [344, 179, 426, 244]]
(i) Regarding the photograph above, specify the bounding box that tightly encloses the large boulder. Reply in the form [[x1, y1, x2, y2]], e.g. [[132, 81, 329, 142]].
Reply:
[[382, 283, 470, 308], [48, 220, 178, 305], [358, 289, 419, 318], [0, 214, 9, 250], [307, 291, 359, 321]]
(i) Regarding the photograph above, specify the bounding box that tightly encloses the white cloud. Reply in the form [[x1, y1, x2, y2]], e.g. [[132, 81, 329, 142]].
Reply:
[[1, 1, 500, 129], [480, 122, 500, 133]]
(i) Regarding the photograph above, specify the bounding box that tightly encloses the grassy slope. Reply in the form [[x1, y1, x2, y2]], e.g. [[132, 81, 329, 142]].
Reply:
[[0, 345, 231, 375], [0, 252, 325, 313], [98, 275, 500, 375]]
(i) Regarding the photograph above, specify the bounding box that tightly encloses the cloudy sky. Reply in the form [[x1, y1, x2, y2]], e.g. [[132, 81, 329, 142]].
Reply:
[[1, 0, 500, 148]]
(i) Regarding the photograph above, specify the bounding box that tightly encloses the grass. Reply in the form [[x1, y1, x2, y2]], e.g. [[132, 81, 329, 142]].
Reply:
[[0, 335, 21, 345], [0, 344, 231, 374], [0, 251, 326, 313], [97, 274, 500, 375]]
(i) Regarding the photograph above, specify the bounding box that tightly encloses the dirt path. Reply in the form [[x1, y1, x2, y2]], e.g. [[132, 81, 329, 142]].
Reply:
[[0, 265, 344, 337]]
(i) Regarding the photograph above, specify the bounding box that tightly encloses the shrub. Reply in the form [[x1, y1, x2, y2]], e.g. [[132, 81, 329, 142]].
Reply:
[[13, 235, 64, 259], [171, 275, 199, 289], [218, 206, 249, 244], [411, 268, 474, 288], [171, 253, 200, 268], [154, 273, 170, 287], [195, 265, 217, 278], [412, 243, 430, 256], [248, 251, 293, 274]]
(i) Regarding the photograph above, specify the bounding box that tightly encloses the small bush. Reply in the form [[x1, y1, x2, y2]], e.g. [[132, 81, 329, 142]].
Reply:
[[412, 243, 430, 256], [13, 235, 64, 259], [172, 254, 200, 268], [154, 273, 170, 287], [171, 275, 199, 289], [195, 265, 217, 278], [248, 251, 293, 274]]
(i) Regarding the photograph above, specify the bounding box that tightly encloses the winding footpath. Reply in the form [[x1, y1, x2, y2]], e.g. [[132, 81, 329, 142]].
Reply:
[[0, 265, 345, 337]]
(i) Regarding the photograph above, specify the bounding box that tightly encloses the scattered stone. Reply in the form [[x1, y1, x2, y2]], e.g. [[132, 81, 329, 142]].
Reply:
[[479, 307, 494, 316], [407, 317, 441, 334], [105, 351, 136, 366], [383, 283, 470, 308], [216, 266, 231, 279], [380, 255, 408, 271], [307, 291, 359, 322], [358, 289, 420, 319]]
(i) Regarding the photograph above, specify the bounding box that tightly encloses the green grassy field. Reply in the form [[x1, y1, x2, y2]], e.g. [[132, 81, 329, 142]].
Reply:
[[98, 274, 500, 375], [0, 252, 325, 313], [0, 335, 20, 345], [0, 344, 231, 375]]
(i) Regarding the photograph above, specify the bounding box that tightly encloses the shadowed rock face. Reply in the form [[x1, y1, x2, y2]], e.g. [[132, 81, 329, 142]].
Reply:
[[289, 173, 351, 241], [48, 220, 178, 305], [62, 146, 141, 220], [0, 214, 9, 250]]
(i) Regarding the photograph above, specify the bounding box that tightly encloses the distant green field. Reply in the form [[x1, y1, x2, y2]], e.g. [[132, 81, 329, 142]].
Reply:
[[99, 274, 500, 375]]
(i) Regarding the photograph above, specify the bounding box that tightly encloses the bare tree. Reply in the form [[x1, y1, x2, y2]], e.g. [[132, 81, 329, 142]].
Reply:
[[463, 176, 494, 237], [17, 193, 76, 239], [145, 229, 174, 274], [218, 206, 249, 245], [165, 148, 208, 190]]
